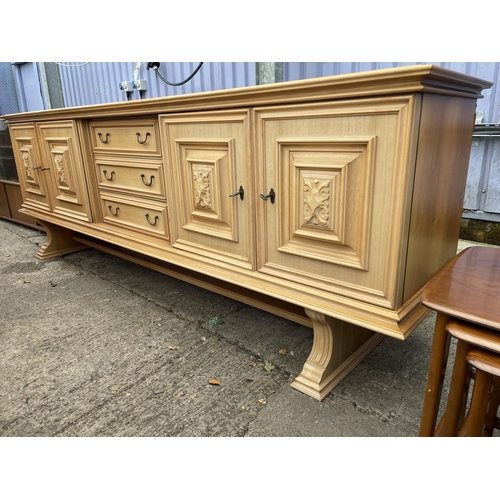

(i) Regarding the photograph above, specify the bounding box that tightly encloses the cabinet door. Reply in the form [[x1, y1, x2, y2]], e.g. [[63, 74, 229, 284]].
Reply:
[[255, 97, 421, 309], [9, 123, 51, 212], [36, 121, 92, 222], [160, 110, 254, 270]]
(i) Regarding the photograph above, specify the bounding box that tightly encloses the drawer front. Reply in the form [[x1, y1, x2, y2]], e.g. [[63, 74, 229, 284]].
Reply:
[[96, 157, 165, 199], [90, 119, 160, 156], [100, 194, 169, 240]]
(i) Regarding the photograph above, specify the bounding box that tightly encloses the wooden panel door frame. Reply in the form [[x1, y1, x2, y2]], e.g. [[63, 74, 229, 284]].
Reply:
[[160, 108, 256, 271], [254, 95, 422, 310]]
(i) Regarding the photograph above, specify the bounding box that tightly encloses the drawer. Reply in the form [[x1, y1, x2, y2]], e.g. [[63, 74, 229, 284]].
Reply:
[[100, 194, 169, 240], [90, 119, 160, 156], [95, 157, 165, 199]]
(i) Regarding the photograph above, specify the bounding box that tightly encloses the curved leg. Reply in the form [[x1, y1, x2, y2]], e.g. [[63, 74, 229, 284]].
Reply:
[[291, 309, 383, 401], [35, 219, 88, 260]]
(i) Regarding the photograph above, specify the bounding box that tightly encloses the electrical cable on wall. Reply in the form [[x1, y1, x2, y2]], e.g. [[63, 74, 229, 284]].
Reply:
[[146, 62, 203, 86]]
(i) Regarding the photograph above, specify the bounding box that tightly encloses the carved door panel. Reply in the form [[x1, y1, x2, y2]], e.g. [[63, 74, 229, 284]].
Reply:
[[9, 123, 51, 212], [160, 110, 254, 270], [255, 97, 420, 309], [36, 121, 92, 222]]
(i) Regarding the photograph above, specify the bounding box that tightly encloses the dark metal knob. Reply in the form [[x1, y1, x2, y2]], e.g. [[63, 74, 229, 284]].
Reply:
[[229, 186, 244, 201], [260, 188, 275, 204]]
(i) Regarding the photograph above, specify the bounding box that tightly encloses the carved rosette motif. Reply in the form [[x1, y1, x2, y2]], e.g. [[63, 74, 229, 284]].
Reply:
[[54, 154, 68, 187], [193, 170, 211, 209], [22, 151, 34, 181], [303, 178, 330, 227]]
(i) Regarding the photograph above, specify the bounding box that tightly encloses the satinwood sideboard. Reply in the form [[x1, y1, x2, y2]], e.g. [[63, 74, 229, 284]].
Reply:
[[4, 65, 492, 400]]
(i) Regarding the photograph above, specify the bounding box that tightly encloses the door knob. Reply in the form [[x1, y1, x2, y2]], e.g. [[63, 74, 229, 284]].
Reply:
[[260, 188, 275, 204], [229, 185, 244, 201]]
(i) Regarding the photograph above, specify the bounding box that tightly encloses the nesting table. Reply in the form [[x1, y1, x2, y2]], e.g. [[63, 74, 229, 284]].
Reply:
[[419, 246, 500, 436]]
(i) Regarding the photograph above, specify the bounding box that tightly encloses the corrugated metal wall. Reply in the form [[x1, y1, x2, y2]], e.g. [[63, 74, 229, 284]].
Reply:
[[7, 61, 500, 215], [57, 62, 256, 107], [284, 62, 500, 214]]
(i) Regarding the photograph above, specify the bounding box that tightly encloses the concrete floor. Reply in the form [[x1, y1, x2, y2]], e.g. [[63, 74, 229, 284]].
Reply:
[[0, 218, 497, 438]]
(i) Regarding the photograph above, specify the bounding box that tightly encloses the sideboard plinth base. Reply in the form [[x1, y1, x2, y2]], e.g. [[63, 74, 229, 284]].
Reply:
[[35, 220, 88, 260], [291, 309, 384, 401]]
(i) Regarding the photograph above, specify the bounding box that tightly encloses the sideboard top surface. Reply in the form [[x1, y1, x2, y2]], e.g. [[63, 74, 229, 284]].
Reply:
[[3, 64, 493, 123]]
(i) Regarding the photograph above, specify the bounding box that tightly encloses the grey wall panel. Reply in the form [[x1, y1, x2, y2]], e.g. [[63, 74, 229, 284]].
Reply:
[[466, 141, 488, 210], [58, 62, 256, 107], [15, 63, 45, 112], [284, 62, 500, 213], [481, 139, 500, 213], [0, 63, 20, 115], [19, 61, 500, 214], [284, 62, 500, 120]]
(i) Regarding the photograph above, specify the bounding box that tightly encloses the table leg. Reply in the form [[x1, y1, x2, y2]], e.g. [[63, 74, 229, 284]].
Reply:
[[458, 368, 494, 437], [483, 377, 500, 436], [419, 312, 451, 436], [435, 338, 472, 436]]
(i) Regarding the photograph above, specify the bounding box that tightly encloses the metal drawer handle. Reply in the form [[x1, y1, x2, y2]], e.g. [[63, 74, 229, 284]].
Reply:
[[103, 170, 115, 181], [260, 188, 275, 204], [98, 133, 110, 144], [136, 132, 150, 144], [141, 174, 154, 186], [32, 166, 50, 171], [108, 205, 120, 216], [229, 185, 244, 201], [145, 213, 159, 225]]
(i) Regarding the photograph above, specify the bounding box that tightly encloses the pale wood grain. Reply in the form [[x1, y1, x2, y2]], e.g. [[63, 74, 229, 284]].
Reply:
[[7, 66, 492, 400]]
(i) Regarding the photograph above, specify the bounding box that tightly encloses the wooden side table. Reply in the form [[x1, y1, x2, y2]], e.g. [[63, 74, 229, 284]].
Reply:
[[419, 246, 500, 437]]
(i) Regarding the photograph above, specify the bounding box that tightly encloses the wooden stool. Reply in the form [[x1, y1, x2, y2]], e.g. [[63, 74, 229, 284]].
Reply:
[[436, 319, 500, 436], [483, 375, 500, 436], [459, 349, 500, 436], [419, 246, 500, 437]]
